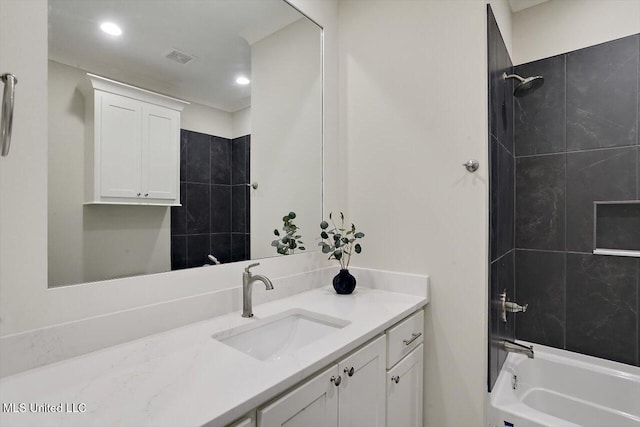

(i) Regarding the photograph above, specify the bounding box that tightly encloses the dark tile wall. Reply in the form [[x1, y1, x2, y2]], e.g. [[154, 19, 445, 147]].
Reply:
[[171, 130, 251, 269], [514, 34, 640, 368], [487, 6, 516, 391]]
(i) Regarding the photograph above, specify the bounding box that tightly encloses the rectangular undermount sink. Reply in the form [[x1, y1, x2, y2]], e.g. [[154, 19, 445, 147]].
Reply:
[[212, 309, 350, 362]]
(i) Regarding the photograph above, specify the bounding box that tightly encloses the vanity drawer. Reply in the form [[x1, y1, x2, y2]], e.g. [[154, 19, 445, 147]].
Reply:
[[386, 309, 424, 368]]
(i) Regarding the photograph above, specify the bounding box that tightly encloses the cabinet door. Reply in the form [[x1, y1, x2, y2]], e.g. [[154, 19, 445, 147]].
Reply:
[[141, 104, 179, 200], [98, 92, 142, 199], [338, 335, 386, 427], [386, 344, 423, 427], [258, 365, 338, 427]]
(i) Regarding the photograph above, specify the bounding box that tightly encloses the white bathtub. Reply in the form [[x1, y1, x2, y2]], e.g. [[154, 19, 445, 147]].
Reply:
[[489, 342, 640, 427]]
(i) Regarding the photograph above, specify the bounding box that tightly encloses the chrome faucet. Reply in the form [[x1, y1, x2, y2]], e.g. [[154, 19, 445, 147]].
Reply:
[[242, 263, 274, 318], [501, 340, 534, 359]]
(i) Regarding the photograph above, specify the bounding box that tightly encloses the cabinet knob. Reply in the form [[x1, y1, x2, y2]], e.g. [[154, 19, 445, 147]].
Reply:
[[330, 375, 342, 386], [344, 367, 355, 377], [144, 193, 149, 197], [137, 193, 141, 197], [391, 376, 400, 384]]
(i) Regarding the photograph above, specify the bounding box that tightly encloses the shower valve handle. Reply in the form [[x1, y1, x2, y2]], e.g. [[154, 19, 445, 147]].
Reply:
[[498, 290, 528, 322], [505, 301, 528, 314]]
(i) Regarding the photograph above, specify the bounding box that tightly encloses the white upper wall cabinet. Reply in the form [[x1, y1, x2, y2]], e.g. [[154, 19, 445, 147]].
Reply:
[[81, 74, 188, 206]]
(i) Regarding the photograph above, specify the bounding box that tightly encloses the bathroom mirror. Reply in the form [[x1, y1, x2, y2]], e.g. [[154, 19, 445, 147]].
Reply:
[[47, 0, 323, 287]]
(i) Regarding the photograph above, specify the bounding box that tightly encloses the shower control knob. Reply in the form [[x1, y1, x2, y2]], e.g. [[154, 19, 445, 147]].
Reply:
[[505, 301, 528, 314], [462, 159, 479, 173]]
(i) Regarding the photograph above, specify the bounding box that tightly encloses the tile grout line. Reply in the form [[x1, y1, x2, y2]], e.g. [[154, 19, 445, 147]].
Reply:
[[563, 53, 568, 350], [516, 144, 638, 159]]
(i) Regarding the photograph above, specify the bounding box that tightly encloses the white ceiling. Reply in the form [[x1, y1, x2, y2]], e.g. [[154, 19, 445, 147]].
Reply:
[[48, 0, 308, 112], [508, 0, 550, 13]]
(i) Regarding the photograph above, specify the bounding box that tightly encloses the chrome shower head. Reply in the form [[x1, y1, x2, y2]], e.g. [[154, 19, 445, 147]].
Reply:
[[503, 73, 544, 97]]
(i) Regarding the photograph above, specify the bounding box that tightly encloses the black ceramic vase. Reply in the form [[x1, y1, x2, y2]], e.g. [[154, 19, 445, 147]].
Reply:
[[333, 269, 356, 294]]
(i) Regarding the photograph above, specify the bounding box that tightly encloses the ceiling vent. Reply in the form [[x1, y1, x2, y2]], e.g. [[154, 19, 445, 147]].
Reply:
[[165, 49, 194, 65]]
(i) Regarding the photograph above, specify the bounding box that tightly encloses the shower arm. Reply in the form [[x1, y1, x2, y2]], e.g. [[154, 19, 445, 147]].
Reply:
[[502, 73, 525, 83]]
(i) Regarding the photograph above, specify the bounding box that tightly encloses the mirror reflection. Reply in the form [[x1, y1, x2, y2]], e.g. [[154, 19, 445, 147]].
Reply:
[[47, 0, 323, 287]]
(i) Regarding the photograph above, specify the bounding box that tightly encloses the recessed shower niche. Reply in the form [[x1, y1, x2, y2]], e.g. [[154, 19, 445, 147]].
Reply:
[[593, 201, 640, 257]]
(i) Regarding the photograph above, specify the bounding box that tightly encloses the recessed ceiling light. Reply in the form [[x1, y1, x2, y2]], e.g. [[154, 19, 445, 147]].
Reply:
[[236, 76, 250, 85], [100, 22, 122, 36]]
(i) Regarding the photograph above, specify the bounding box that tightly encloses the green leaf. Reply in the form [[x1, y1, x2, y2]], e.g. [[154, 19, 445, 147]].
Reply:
[[341, 237, 349, 244], [354, 244, 362, 254], [274, 229, 280, 236], [299, 247, 306, 251], [354, 232, 365, 238], [283, 216, 288, 222], [329, 212, 333, 219], [321, 231, 329, 239], [290, 240, 297, 249], [322, 245, 332, 254], [271, 240, 279, 247], [340, 212, 344, 220], [288, 211, 296, 219], [334, 250, 342, 260], [320, 221, 329, 230], [282, 235, 290, 243]]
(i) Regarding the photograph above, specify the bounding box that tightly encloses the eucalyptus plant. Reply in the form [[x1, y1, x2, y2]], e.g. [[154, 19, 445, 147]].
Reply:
[[272, 212, 306, 255], [318, 212, 365, 269]]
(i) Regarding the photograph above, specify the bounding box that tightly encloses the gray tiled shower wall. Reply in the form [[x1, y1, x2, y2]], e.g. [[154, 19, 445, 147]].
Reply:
[[487, 6, 516, 391], [514, 34, 640, 368], [171, 130, 251, 269]]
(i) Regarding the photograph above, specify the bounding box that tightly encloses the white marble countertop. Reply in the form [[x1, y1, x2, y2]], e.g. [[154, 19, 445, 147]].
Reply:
[[0, 285, 428, 427]]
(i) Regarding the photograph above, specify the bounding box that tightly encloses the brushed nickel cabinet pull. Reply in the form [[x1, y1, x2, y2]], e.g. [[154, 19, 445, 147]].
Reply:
[[1, 73, 18, 157], [403, 332, 422, 346]]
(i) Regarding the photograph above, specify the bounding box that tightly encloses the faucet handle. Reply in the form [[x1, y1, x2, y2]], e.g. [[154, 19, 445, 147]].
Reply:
[[245, 262, 260, 273]]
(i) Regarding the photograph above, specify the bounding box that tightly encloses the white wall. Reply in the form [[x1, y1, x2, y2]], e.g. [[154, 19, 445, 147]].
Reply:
[[339, 1, 490, 425], [0, 0, 339, 337], [489, 0, 513, 57], [232, 107, 251, 138], [47, 60, 239, 287], [181, 102, 234, 139], [250, 18, 323, 259], [513, 0, 640, 65]]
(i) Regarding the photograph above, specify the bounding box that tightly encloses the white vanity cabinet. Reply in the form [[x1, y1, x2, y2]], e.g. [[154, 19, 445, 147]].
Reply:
[[81, 73, 188, 206], [229, 309, 425, 427], [385, 309, 424, 427], [258, 365, 339, 427], [258, 336, 386, 427], [386, 344, 423, 427], [337, 335, 386, 427]]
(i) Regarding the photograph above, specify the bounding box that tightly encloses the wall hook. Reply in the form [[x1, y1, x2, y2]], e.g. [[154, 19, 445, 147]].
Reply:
[[462, 159, 479, 173]]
